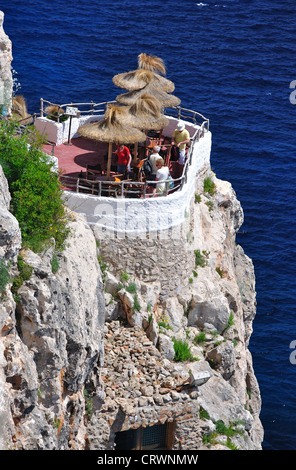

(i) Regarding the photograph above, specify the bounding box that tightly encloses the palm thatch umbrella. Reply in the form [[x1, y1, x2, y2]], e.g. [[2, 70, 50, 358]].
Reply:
[[113, 68, 175, 93], [116, 83, 181, 108], [113, 53, 176, 94], [78, 105, 146, 179], [137, 53, 166, 74], [114, 95, 169, 130], [107, 96, 169, 162], [11, 95, 33, 125]]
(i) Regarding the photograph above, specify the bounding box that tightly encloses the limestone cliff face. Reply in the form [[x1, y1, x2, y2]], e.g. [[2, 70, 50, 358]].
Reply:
[[0, 12, 13, 114], [0, 165, 263, 450], [97, 170, 263, 450], [0, 167, 105, 449]]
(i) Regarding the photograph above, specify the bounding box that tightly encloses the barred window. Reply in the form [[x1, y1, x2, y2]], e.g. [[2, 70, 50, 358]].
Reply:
[[114, 422, 175, 450]]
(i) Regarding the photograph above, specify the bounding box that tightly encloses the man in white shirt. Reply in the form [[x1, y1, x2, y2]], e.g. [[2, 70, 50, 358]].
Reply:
[[154, 157, 169, 195]]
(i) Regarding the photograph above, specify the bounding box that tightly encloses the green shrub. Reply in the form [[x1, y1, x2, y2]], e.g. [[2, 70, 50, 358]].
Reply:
[[0, 120, 70, 253], [47, 111, 68, 123], [158, 321, 172, 331], [194, 332, 207, 345], [205, 200, 214, 211], [51, 253, 60, 274], [97, 255, 108, 275], [215, 420, 243, 438], [199, 408, 210, 420], [173, 338, 195, 362], [120, 270, 129, 282], [203, 176, 216, 196], [126, 282, 137, 293], [194, 249, 209, 268], [0, 258, 10, 295], [216, 266, 224, 278], [225, 312, 234, 329], [117, 282, 124, 291], [202, 420, 242, 449], [133, 294, 141, 312], [195, 194, 201, 203], [11, 255, 33, 298]]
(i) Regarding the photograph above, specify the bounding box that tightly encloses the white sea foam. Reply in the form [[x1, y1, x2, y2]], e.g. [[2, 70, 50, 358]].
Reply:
[[196, 2, 227, 7]]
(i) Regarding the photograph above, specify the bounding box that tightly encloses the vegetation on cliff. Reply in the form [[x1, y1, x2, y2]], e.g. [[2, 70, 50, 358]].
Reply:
[[0, 119, 70, 252]]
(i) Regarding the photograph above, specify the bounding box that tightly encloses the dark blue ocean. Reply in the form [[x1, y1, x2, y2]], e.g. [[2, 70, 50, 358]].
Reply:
[[2, 0, 295, 451]]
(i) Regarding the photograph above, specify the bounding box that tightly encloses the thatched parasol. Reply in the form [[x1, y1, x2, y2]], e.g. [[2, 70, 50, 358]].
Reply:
[[113, 95, 169, 130], [11, 95, 33, 125], [78, 105, 147, 179], [112, 68, 175, 93], [106, 96, 169, 162], [137, 53, 167, 74], [116, 83, 181, 108], [112, 53, 176, 93]]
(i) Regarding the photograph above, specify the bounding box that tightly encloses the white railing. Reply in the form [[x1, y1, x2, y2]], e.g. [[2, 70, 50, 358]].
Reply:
[[39, 99, 209, 199], [40, 98, 115, 121]]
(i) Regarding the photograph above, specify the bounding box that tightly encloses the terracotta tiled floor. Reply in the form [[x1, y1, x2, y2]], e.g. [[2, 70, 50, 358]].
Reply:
[[42, 136, 182, 196], [43, 137, 110, 178]]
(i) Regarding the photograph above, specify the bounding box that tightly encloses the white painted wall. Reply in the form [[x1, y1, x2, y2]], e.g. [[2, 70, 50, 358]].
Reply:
[[35, 114, 200, 146], [35, 114, 102, 145]]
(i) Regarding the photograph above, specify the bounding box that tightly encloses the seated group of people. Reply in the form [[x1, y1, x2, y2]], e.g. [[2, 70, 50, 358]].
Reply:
[[113, 120, 190, 195]]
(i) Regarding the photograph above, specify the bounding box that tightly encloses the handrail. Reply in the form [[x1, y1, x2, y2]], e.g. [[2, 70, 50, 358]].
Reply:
[[39, 98, 209, 199], [40, 98, 115, 121], [40, 99, 209, 131], [60, 174, 184, 198]]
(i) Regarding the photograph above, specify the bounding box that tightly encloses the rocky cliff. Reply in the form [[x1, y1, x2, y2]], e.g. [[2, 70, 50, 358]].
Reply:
[[0, 165, 105, 449], [0, 165, 263, 450], [0, 12, 13, 114]]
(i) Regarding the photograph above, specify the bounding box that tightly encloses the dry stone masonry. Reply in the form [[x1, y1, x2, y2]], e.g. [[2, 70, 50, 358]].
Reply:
[[89, 169, 263, 450]]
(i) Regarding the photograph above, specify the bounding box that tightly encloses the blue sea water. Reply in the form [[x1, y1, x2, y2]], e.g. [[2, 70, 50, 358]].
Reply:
[[1, 0, 295, 450]]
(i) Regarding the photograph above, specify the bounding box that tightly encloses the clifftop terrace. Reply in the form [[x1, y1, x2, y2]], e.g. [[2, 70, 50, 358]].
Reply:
[[35, 100, 210, 199]]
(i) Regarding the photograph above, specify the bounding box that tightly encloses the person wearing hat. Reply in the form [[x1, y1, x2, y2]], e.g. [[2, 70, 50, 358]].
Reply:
[[171, 120, 190, 165]]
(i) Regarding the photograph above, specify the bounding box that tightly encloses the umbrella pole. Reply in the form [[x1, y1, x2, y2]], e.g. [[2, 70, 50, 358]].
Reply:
[[107, 142, 112, 180], [133, 142, 138, 163]]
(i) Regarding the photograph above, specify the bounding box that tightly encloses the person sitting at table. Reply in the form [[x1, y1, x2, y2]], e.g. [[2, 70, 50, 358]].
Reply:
[[115, 144, 132, 175], [153, 157, 170, 195]]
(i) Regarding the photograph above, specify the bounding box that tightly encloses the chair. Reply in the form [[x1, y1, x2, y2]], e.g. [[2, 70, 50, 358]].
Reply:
[[147, 129, 163, 144], [86, 164, 104, 180]]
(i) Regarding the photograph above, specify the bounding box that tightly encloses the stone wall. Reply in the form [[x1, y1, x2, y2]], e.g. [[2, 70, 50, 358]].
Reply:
[[92, 170, 264, 450], [85, 319, 260, 450], [96, 163, 209, 301]]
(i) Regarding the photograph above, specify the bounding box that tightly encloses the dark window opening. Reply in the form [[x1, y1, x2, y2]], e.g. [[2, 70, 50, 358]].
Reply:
[[115, 422, 175, 450]]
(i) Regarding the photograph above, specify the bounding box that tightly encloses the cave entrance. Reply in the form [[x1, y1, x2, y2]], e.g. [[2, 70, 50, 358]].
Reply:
[[114, 422, 175, 450]]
